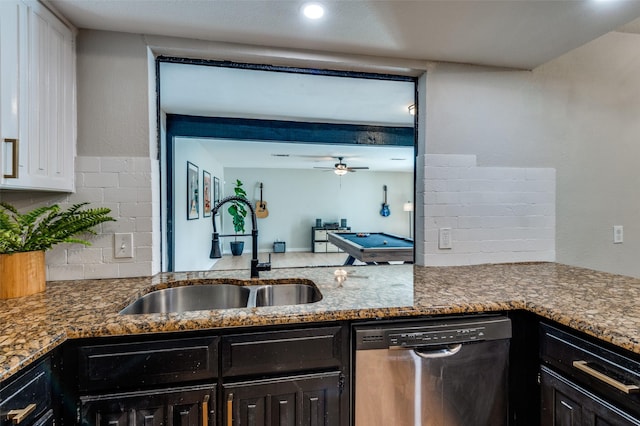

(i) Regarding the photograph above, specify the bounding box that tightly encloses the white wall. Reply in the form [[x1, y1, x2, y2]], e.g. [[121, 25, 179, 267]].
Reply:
[[220, 168, 413, 253], [173, 138, 225, 271], [424, 31, 640, 277]]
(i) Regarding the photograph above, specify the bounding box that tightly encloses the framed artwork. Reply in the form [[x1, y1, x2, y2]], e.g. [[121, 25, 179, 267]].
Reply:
[[187, 161, 199, 220], [203, 170, 212, 217], [213, 177, 220, 215]]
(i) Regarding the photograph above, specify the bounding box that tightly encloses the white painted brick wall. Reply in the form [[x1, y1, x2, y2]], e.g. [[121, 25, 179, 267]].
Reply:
[[418, 154, 555, 267], [43, 156, 156, 280]]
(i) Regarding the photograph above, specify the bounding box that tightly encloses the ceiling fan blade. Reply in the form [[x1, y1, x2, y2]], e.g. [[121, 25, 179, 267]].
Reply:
[[346, 166, 369, 170], [313, 166, 336, 170]]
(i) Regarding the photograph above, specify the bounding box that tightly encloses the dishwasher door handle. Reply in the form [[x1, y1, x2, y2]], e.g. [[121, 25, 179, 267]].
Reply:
[[412, 343, 463, 359]]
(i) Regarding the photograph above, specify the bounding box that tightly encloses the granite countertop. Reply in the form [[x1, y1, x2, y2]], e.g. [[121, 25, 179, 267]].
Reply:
[[1, 262, 639, 382]]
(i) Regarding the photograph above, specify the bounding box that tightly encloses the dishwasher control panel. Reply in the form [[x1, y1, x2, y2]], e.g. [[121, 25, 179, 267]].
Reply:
[[354, 316, 512, 350], [389, 327, 485, 347]]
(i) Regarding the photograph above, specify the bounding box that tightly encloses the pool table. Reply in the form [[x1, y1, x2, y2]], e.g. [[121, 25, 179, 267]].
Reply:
[[327, 232, 414, 265]]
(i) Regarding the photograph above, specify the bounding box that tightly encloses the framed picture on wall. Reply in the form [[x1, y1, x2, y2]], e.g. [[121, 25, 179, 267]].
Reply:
[[203, 170, 212, 217], [187, 161, 199, 220], [213, 177, 220, 215]]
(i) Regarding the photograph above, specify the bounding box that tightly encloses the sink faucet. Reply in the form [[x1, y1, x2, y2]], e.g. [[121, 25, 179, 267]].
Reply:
[[209, 195, 272, 278]]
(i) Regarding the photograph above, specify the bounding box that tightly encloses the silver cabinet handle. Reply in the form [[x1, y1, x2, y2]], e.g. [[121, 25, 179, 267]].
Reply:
[[573, 360, 640, 394], [3, 138, 18, 179]]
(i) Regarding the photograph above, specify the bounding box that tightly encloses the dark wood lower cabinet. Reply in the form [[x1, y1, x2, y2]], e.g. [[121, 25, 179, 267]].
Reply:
[[541, 367, 640, 426], [79, 385, 215, 426], [223, 372, 341, 426]]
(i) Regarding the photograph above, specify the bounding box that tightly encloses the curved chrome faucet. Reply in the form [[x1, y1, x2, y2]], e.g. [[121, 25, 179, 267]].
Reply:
[[210, 195, 271, 278]]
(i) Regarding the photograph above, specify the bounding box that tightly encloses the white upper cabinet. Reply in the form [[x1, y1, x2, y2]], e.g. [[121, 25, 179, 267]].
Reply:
[[0, 0, 76, 191]]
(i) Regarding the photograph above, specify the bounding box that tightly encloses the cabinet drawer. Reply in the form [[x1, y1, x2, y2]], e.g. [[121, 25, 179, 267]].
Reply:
[[314, 230, 327, 240], [78, 336, 219, 392], [0, 358, 51, 426], [314, 242, 327, 253], [221, 326, 343, 377], [540, 323, 640, 419]]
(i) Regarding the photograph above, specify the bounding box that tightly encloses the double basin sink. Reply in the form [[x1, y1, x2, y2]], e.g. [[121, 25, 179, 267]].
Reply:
[[120, 279, 322, 315]]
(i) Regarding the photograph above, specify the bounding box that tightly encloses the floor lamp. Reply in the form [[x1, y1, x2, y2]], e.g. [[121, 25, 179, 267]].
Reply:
[[403, 201, 413, 238]]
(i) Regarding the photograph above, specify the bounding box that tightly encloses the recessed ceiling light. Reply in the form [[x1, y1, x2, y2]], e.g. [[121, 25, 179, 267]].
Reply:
[[302, 3, 325, 20]]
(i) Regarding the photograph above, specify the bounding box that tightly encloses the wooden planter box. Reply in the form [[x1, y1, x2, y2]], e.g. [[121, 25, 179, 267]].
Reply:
[[0, 251, 46, 299]]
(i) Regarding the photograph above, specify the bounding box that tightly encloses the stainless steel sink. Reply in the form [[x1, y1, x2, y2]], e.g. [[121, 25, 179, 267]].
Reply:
[[255, 284, 322, 307], [119, 281, 322, 314], [119, 284, 250, 314]]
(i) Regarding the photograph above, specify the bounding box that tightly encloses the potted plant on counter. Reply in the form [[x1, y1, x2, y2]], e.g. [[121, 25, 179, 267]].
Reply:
[[228, 179, 247, 256], [0, 202, 115, 299]]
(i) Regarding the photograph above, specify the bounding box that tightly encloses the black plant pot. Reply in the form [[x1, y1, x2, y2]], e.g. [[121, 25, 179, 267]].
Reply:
[[230, 241, 244, 256]]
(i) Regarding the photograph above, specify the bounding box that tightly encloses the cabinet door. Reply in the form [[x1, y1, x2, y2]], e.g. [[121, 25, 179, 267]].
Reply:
[[80, 385, 215, 426], [0, 0, 25, 183], [541, 367, 640, 426], [224, 372, 341, 426], [0, 0, 75, 191], [0, 358, 52, 426]]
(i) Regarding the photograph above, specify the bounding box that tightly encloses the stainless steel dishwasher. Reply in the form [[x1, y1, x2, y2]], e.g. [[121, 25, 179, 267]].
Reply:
[[354, 315, 512, 426]]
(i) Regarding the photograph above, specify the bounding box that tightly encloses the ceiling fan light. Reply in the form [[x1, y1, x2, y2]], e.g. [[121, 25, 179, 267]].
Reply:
[[334, 168, 348, 176]]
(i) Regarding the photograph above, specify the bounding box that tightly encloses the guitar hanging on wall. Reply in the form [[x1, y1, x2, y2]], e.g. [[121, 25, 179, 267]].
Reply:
[[380, 185, 390, 217], [256, 182, 269, 218]]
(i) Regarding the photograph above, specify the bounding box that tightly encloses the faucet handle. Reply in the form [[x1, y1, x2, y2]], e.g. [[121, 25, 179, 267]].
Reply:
[[257, 253, 272, 272]]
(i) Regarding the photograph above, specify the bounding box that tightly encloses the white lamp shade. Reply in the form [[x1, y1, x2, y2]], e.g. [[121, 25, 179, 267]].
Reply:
[[403, 201, 413, 212]]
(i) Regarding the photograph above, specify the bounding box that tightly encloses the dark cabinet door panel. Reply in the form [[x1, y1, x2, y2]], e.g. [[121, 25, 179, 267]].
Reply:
[[541, 367, 640, 426], [80, 385, 215, 426], [224, 372, 341, 426], [221, 327, 343, 377], [78, 337, 219, 392]]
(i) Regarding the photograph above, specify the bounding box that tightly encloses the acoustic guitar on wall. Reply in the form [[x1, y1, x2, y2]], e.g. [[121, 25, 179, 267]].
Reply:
[[256, 182, 269, 218], [380, 185, 390, 217]]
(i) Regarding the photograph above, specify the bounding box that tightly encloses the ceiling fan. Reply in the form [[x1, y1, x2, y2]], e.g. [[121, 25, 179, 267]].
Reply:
[[313, 157, 369, 175]]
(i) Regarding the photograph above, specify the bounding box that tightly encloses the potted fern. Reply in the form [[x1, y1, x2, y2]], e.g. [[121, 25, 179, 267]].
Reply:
[[228, 179, 247, 256], [0, 202, 115, 299]]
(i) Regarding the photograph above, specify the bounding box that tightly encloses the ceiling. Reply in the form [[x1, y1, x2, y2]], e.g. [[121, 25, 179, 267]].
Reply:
[[48, 0, 640, 70]]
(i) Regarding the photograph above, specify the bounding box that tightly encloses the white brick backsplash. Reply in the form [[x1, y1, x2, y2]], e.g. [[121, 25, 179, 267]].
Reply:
[[134, 232, 153, 247], [84, 172, 119, 188], [119, 202, 152, 218], [47, 264, 85, 281], [135, 217, 153, 232], [419, 154, 555, 267], [119, 261, 153, 277], [104, 188, 139, 203], [135, 246, 154, 262], [68, 247, 103, 264], [101, 158, 134, 173], [42, 155, 159, 281], [119, 173, 151, 188], [84, 264, 120, 279]]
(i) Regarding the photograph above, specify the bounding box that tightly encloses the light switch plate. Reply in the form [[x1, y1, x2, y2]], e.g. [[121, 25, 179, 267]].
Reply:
[[439, 228, 452, 249], [114, 233, 134, 258], [613, 226, 624, 244]]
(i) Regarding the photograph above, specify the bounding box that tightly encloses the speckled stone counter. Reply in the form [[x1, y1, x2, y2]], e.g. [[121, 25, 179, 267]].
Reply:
[[1, 262, 640, 382]]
